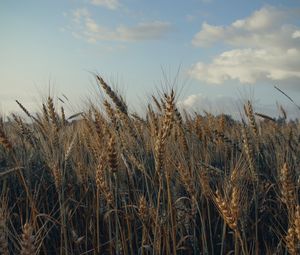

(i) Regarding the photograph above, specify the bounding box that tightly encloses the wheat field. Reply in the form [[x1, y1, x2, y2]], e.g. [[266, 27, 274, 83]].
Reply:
[[0, 75, 299, 254]]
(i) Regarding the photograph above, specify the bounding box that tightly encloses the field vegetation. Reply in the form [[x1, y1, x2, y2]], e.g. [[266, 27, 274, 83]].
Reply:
[[0, 76, 299, 254]]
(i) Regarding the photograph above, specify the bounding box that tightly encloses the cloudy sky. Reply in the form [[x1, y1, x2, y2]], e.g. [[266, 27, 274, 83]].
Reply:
[[1, 0, 300, 118]]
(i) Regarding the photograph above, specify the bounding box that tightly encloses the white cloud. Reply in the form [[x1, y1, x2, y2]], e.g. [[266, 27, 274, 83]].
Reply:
[[178, 93, 243, 118], [190, 48, 300, 84], [90, 0, 120, 10], [292, 30, 300, 39], [68, 8, 172, 42], [190, 6, 300, 85]]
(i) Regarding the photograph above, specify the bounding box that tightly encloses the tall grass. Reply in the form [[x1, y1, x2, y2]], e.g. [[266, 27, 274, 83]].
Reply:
[[0, 76, 299, 254]]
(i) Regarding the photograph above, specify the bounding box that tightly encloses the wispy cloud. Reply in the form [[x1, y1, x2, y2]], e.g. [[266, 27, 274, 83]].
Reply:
[[90, 0, 120, 10], [68, 8, 172, 43], [190, 6, 300, 85]]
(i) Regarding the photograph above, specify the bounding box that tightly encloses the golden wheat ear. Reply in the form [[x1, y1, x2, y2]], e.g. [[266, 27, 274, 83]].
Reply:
[[20, 222, 36, 255], [280, 163, 295, 209], [96, 75, 128, 115], [214, 190, 238, 231], [0, 126, 12, 151]]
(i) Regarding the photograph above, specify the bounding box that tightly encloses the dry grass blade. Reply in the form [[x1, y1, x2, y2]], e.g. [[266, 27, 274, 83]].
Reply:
[[67, 112, 83, 121], [274, 85, 300, 111], [0, 167, 24, 179]]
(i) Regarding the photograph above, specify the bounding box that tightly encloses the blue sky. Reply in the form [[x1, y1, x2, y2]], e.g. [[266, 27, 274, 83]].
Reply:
[[1, 0, 300, 118]]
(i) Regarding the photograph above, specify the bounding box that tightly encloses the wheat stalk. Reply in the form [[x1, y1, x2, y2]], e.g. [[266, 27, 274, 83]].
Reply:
[[0, 207, 9, 255]]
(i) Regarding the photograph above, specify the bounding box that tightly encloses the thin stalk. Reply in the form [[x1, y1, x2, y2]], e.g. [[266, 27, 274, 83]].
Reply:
[[114, 172, 120, 255], [207, 198, 214, 255], [61, 162, 68, 255], [220, 223, 226, 255], [165, 173, 177, 255], [153, 176, 163, 255], [96, 189, 100, 254], [254, 189, 259, 255], [234, 231, 239, 254]]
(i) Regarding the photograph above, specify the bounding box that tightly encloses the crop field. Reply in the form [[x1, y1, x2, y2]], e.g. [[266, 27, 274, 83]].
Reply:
[[0, 76, 299, 254]]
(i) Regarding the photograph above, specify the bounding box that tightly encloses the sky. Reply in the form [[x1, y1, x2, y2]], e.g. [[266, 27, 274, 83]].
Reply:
[[1, 0, 300, 119]]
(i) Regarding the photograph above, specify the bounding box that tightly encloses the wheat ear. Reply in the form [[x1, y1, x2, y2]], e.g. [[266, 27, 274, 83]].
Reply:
[[20, 223, 35, 255], [96, 75, 128, 115]]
